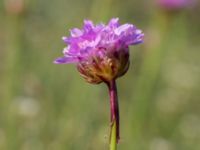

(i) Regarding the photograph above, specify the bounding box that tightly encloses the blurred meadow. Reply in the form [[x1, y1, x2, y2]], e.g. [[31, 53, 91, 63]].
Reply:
[[0, 0, 200, 150]]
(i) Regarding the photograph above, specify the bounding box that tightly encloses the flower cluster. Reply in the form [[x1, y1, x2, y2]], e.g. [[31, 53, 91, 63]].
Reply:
[[54, 18, 144, 84]]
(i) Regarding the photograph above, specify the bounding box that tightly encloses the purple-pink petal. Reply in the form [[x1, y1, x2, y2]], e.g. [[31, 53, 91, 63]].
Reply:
[[54, 57, 78, 64], [70, 28, 83, 37], [83, 20, 95, 32], [54, 18, 144, 64], [108, 18, 120, 28]]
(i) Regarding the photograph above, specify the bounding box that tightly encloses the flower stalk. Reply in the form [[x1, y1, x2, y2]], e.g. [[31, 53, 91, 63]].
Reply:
[[54, 18, 144, 149], [107, 80, 119, 150]]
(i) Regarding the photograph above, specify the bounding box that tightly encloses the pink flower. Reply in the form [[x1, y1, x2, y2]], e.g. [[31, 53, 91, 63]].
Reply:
[[158, 0, 192, 10], [54, 18, 144, 84]]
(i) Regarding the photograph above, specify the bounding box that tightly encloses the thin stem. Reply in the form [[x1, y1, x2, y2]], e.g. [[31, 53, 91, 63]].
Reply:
[[107, 80, 120, 150], [110, 120, 117, 150]]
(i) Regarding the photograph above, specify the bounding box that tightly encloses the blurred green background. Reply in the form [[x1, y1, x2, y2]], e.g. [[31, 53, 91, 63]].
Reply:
[[0, 0, 200, 150]]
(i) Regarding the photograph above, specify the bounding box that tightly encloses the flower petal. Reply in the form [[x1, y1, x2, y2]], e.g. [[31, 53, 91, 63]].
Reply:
[[126, 29, 144, 45], [70, 28, 83, 37], [54, 57, 78, 64], [55, 18, 144, 66], [83, 20, 94, 32], [114, 24, 133, 35], [108, 18, 119, 28]]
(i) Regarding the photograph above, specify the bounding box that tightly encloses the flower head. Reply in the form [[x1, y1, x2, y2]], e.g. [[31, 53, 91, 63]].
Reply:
[[54, 18, 144, 84]]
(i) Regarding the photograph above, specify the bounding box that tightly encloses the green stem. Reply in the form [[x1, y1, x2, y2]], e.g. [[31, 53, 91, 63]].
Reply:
[[107, 80, 119, 150], [110, 120, 117, 150]]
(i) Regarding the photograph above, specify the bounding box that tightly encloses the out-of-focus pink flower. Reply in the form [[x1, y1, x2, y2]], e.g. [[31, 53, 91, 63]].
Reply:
[[157, 0, 193, 10]]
